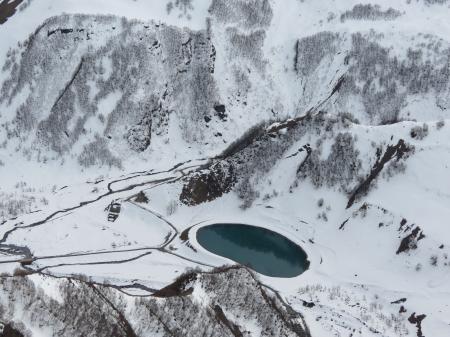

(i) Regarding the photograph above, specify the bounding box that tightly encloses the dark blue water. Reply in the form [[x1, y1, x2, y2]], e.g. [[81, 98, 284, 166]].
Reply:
[[197, 224, 309, 278]]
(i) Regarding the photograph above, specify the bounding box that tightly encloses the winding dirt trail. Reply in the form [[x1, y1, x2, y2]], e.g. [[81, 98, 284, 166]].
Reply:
[[0, 159, 206, 256], [0, 158, 218, 294]]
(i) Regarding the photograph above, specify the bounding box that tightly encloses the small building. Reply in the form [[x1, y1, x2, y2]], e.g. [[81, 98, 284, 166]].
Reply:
[[106, 201, 121, 222]]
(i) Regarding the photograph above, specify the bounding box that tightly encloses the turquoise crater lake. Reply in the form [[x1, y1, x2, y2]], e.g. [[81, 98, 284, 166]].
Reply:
[[196, 224, 310, 278]]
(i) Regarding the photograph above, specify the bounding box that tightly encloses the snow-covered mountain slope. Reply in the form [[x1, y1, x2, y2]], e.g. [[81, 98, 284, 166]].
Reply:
[[1, 0, 450, 336], [1, 14, 219, 162], [0, 266, 310, 337], [1, 0, 449, 175], [295, 30, 450, 124]]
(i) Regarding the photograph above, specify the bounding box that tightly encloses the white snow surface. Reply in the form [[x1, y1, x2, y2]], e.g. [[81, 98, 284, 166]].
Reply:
[[1, 0, 450, 336]]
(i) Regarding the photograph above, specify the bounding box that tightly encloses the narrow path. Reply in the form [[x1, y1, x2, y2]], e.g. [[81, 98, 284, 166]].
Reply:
[[0, 247, 154, 264], [26, 201, 215, 281], [0, 158, 206, 257], [0, 173, 216, 294], [127, 200, 179, 247], [37, 251, 154, 272], [162, 250, 215, 268]]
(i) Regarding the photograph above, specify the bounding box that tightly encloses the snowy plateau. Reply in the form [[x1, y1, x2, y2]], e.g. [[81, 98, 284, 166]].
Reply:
[[0, 0, 450, 336]]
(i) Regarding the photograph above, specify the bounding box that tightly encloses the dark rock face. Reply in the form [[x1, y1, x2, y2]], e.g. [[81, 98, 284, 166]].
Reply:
[[0, 0, 23, 25], [396, 226, 425, 255], [0, 324, 25, 337], [214, 104, 227, 120], [214, 104, 225, 113], [408, 312, 427, 337], [347, 139, 413, 208], [180, 162, 235, 205]]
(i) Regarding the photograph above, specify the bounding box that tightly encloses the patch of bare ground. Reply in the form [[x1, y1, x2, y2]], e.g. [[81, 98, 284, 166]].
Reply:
[[0, 0, 23, 25], [396, 226, 425, 254], [0, 324, 25, 337], [180, 162, 235, 206], [179, 226, 193, 241], [12, 267, 34, 277], [408, 313, 426, 337], [133, 191, 148, 203]]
